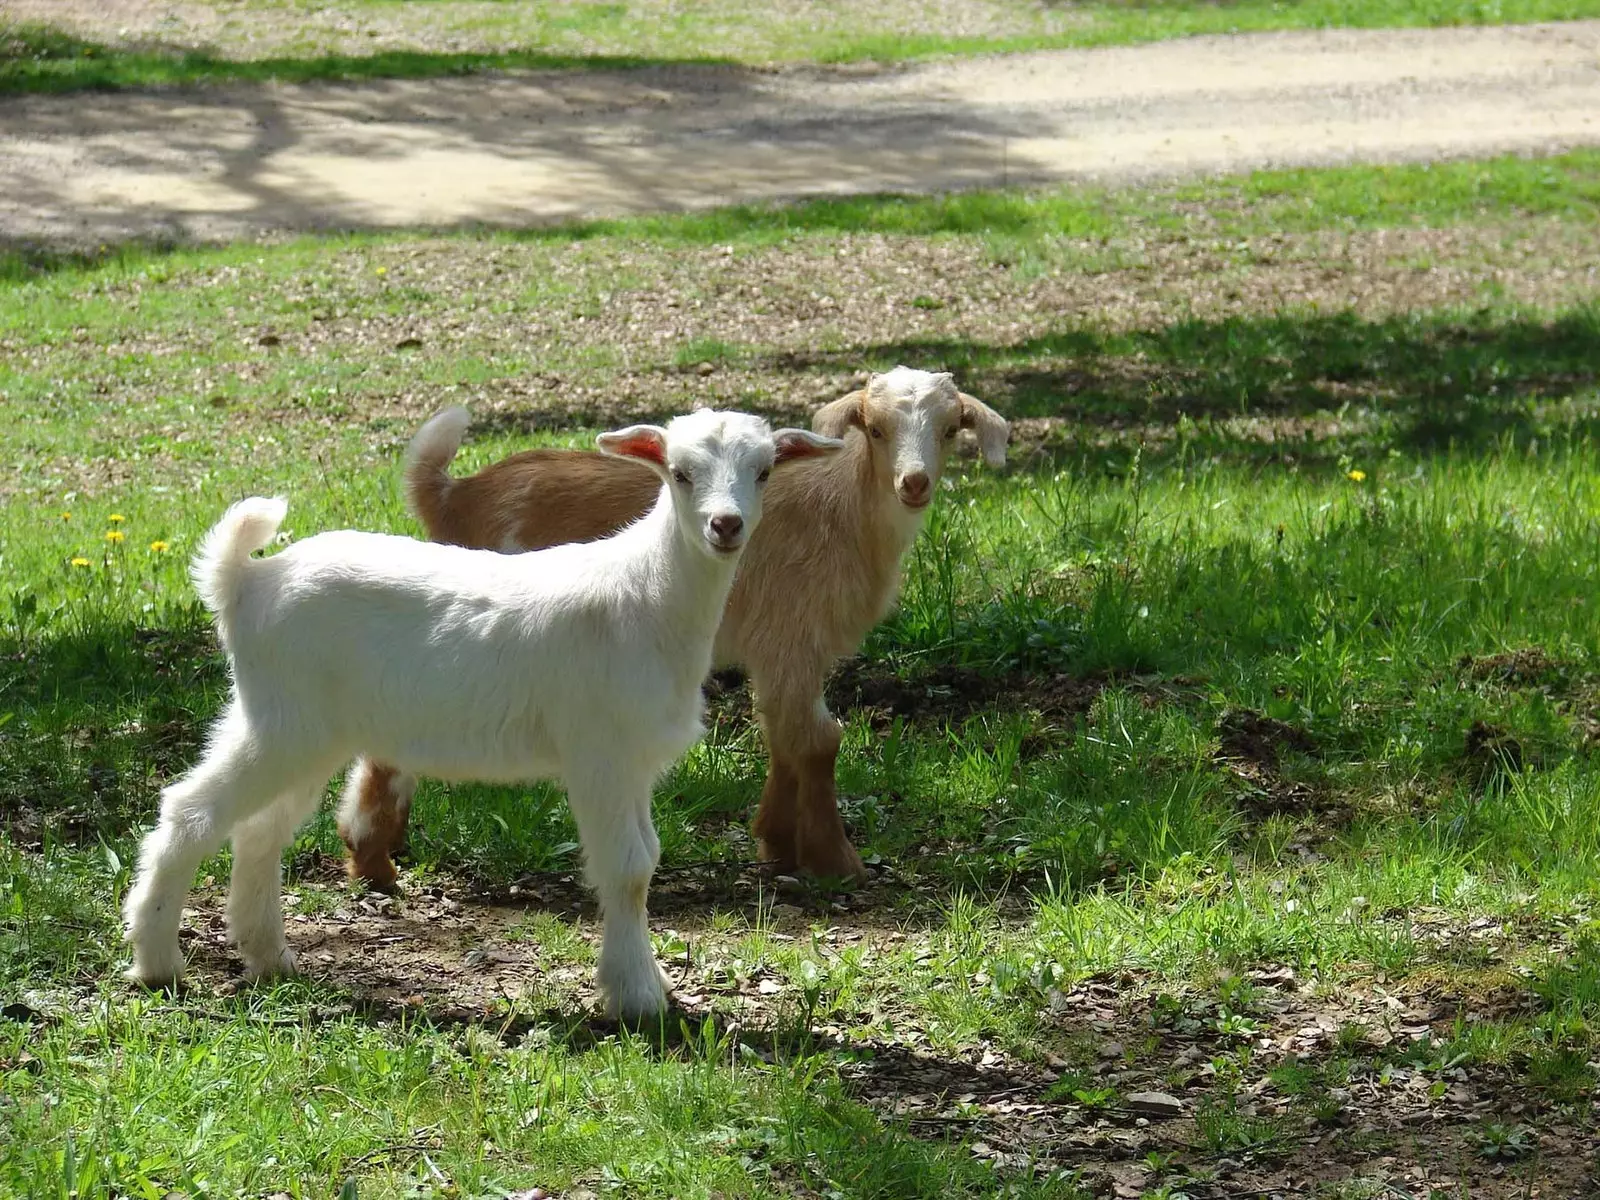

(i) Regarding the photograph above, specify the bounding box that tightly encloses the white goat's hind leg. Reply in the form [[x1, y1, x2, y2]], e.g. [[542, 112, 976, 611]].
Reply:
[[124, 714, 292, 985], [570, 770, 667, 1020], [228, 783, 323, 980]]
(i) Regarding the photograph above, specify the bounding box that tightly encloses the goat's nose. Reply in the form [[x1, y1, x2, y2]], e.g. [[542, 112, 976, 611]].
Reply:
[[899, 471, 932, 504], [710, 514, 744, 541]]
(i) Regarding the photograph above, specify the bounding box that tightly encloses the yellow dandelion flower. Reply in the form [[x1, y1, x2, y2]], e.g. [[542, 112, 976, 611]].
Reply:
[[60, 511, 72, 521], [108, 513, 126, 523], [105, 529, 126, 544], [149, 540, 170, 553], [71, 556, 91, 568], [1347, 469, 1366, 483], [375, 266, 388, 276]]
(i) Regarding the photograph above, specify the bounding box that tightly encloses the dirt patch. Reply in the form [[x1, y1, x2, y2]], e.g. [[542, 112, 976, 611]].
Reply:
[[703, 661, 1108, 732], [1217, 708, 1318, 767], [168, 877, 1600, 1199], [0, 0, 1093, 63], [1457, 647, 1600, 754], [1460, 646, 1572, 688], [705, 658, 1154, 750], [829, 660, 1108, 729], [1464, 719, 1528, 778], [1212, 707, 1332, 822]]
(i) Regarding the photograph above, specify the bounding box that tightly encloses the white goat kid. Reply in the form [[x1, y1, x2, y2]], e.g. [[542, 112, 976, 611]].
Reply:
[[122, 410, 841, 1018]]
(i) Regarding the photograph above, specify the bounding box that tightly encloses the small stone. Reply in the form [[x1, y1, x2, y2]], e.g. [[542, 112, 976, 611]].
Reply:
[[697, 361, 715, 376], [1125, 1091, 1185, 1118]]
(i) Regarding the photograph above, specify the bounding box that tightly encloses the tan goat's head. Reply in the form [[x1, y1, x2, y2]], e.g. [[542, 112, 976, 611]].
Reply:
[[811, 366, 1008, 511]]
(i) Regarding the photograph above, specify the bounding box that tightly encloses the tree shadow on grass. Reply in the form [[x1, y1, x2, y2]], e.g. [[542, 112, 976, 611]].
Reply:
[[0, 617, 224, 839], [764, 307, 1600, 467]]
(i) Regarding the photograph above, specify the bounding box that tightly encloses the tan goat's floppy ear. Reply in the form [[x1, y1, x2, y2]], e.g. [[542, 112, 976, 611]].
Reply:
[[811, 390, 866, 438], [772, 428, 845, 464], [959, 393, 1009, 468], [596, 424, 669, 469]]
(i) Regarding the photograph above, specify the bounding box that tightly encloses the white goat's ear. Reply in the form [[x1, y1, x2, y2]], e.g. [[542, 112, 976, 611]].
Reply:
[[811, 390, 866, 438], [597, 424, 669, 470], [772, 428, 845, 465], [958, 393, 1009, 468]]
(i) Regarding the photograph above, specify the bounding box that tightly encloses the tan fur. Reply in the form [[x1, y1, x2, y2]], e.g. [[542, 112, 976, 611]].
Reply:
[[408, 445, 660, 550], [340, 764, 411, 892], [342, 380, 1008, 886]]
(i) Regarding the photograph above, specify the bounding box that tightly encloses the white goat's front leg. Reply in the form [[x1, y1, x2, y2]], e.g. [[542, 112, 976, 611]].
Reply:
[[228, 784, 323, 980], [568, 767, 667, 1020]]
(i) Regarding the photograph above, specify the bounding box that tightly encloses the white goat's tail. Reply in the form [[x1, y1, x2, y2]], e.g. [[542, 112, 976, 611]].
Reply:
[[191, 496, 287, 618]]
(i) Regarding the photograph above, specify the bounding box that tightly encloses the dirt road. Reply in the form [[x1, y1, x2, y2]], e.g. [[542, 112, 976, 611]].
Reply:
[[3, 21, 1598, 245]]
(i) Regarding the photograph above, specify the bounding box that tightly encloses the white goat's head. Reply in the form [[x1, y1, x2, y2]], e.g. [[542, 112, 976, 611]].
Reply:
[[598, 410, 842, 559], [811, 366, 1009, 512]]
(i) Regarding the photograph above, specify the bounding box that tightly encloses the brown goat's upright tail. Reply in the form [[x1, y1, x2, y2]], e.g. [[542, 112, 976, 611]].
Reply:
[[403, 406, 472, 536]]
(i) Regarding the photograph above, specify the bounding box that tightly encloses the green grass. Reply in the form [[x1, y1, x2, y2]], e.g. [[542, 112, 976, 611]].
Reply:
[[7, 0, 1600, 94], [4, 153, 1600, 1195]]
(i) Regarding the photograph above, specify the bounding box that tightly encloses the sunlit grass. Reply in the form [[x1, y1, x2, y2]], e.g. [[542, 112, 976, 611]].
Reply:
[[3, 152, 1599, 1195]]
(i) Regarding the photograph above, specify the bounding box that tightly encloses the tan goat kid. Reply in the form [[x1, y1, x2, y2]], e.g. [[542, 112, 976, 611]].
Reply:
[[339, 367, 1009, 888]]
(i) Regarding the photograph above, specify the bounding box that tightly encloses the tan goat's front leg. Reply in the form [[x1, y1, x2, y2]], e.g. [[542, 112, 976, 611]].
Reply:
[[751, 751, 800, 870], [751, 680, 866, 882]]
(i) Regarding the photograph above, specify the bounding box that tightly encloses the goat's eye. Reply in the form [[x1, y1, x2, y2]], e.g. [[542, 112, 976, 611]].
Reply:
[[672, 468, 691, 485], [757, 468, 771, 484], [868, 426, 884, 440]]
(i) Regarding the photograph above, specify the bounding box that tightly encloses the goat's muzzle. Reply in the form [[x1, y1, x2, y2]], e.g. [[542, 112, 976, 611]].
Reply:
[[708, 513, 745, 554], [897, 471, 932, 510]]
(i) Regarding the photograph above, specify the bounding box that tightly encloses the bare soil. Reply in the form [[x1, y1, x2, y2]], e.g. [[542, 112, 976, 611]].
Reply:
[[2, 21, 1599, 245]]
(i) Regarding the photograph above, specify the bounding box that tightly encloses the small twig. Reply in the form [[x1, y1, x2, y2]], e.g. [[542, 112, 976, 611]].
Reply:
[[420, 1151, 451, 1187], [345, 1139, 441, 1170]]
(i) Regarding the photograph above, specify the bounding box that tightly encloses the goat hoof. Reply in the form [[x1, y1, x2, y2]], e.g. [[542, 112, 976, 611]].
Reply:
[[344, 848, 401, 893], [241, 945, 299, 982], [795, 838, 868, 885], [602, 967, 670, 1022], [754, 835, 798, 874], [124, 954, 185, 989]]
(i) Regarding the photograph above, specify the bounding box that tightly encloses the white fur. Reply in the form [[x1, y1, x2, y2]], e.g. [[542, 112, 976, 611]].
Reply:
[[122, 409, 841, 1018]]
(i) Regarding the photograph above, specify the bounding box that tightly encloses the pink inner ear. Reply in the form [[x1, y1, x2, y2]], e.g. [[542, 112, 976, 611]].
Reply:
[[774, 434, 829, 463], [612, 432, 666, 466]]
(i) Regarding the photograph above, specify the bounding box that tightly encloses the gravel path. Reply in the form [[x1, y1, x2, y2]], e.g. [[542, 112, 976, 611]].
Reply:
[[4, 20, 1599, 245]]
